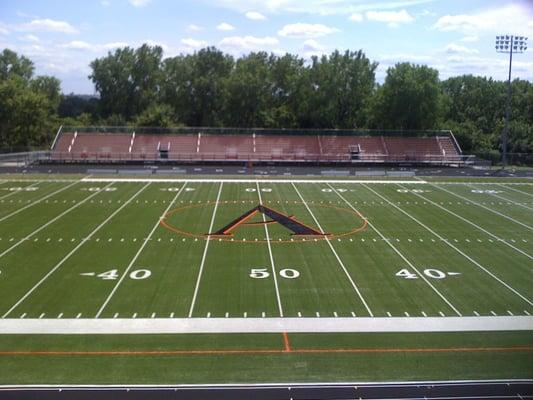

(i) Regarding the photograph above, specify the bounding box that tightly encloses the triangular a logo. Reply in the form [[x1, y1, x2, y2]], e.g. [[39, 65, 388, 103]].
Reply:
[[209, 204, 329, 237]]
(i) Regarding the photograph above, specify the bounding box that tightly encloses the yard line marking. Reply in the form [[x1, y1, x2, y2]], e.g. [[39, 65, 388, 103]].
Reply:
[[1, 183, 150, 318], [499, 184, 533, 198], [76, 313, 82, 319], [363, 184, 532, 307], [421, 311, 427, 317], [432, 184, 533, 232], [0, 181, 40, 201], [97, 184, 187, 319], [258, 182, 284, 317], [524, 310, 530, 316], [329, 184, 461, 316], [474, 311, 479, 316], [469, 184, 533, 212], [292, 183, 373, 317], [410, 186, 533, 261], [39, 313, 45, 319], [439, 311, 445, 317], [187, 183, 222, 318], [0, 182, 114, 260], [0, 181, 79, 223]]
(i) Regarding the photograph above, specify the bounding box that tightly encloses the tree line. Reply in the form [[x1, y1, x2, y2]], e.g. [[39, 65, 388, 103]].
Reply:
[[1, 45, 532, 157]]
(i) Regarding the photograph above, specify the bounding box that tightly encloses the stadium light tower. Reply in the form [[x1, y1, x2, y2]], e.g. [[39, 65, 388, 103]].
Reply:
[[495, 35, 527, 167]]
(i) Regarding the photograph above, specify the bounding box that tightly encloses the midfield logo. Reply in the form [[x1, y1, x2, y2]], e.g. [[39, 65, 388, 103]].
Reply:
[[209, 204, 329, 237]]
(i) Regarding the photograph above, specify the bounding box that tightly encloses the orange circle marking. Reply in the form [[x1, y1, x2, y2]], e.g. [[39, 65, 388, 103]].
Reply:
[[160, 201, 368, 244]]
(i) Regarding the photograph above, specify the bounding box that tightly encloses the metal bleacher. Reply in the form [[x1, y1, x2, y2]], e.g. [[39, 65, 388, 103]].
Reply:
[[48, 126, 467, 166]]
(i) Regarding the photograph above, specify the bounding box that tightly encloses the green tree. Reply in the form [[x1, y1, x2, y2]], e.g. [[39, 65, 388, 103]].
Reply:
[[89, 44, 163, 119], [373, 63, 443, 130], [135, 103, 177, 127], [0, 49, 34, 81]]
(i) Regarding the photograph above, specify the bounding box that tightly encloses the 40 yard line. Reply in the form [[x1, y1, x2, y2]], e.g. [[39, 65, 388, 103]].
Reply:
[[364, 183, 532, 307], [327, 183, 462, 317], [291, 182, 373, 317], [96, 183, 189, 318], [257, 182, 284, 317], [0, 181, 39, 201], [187, 182, 223, 318], [2, 182, 150, 318]]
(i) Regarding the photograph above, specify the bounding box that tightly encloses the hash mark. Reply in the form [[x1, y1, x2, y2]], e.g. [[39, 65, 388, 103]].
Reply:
[[439, 311, 445, 317]]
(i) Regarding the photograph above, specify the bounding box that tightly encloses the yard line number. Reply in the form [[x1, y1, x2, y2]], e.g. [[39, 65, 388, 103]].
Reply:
[[250, 268, 300, 279], [396, 268, 461, 280], [80, 269, 151, 280], [396, 189, 431, 193], [2, 186, 39, 191], [471, 189, 502, 194]]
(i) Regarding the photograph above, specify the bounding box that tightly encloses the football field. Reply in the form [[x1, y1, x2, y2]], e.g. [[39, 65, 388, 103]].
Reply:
[[0, 175, 532, 383]]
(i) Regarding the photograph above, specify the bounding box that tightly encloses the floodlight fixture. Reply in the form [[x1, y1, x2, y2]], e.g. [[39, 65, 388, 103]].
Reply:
[[495, 34, 528, 167]]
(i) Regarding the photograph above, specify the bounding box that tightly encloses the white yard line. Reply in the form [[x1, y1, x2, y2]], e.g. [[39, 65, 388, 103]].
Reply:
[[433, 184, 533, 232], [291, 183, 373, 317], [327, 183, 462, 316], [363, 184, 532, 307], [0, 316, 531, 334], [0, 181, 80, 223], [96, 183, 187, 318], [187, 182, 223, 318], [499, 184, 533, 198], [0, 182, 113, 260], [410, 186, 533, 261], [1, 183, 150, 318], [257, 182, 284, 317], [0, 181, 40, 201], [469, 184, 533, 212]]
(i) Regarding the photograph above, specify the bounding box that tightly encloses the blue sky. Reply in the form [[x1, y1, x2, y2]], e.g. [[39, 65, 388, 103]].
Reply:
[[0, 0, 532, 93]]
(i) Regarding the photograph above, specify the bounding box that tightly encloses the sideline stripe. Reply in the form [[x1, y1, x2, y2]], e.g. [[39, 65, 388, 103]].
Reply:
[[292, 183, 373, 317], [1, 316, 531, 333], [364, 183, 532, 307], [435, 184, 533, 232], [82, 178, 428, 184], [0, 346, 530, 357], [327, 183, 462, 317], [1, 183, 150, 318], [0, 182, 113, 260], [0, 181, 79, 222], [0, 181, 40, 201], [96, 183, 187, 318], [188, 182, 223, 318], [411, 186, 533, 261], [499, 184, 533, 198], [257, 182, 284, 317]]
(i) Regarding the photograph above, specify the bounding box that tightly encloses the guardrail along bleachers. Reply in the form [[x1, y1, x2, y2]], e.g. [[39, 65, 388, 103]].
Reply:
[[384, 137, 442, 160], [73, 133, 131, 158], [255, 135, 320, 159], [200, 134, 254, 159], [50, 127, 465, 165]]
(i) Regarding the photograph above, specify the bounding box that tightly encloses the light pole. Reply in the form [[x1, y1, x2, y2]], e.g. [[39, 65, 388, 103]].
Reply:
[[495, 35, 527, 167]]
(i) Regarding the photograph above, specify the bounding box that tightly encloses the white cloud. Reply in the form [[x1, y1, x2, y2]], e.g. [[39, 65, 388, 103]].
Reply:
[[60, 40, 129, 52], [19, 34, 40, 42], [0, 23, 10, 35], [460, 35, 479, 43], [444, 43, 479, 55], [432, 4, 533, 35], [348, 13, 363, 22], [301, 39, 326, 58], [209, 0, 434, 16], [187, 24, 203, 32], [365, 9, 414, 27], [181, 38, 208, 48], [217, 22, 235, 31], [129, 0, 152, 7], [17, 18, 78, 34], [245, 11, 267, 20], [278, 23, 339, 38], [101, 0, 111, 6], [219, 35, 278, 50]]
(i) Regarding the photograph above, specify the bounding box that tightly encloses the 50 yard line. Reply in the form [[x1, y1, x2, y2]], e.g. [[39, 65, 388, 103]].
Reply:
[[291, 182, 373, 317], [257, 182, 284, 317], [96, 183, 189, 318], [187, 182, 223, 318]]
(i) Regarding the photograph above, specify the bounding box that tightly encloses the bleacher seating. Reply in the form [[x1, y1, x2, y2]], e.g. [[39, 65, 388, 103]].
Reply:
[[50, 128, 462, 165]]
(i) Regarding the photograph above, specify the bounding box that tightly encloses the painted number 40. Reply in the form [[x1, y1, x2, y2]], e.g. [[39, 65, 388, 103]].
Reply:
[[249, 268, 300, 279], [396, 268, 460, 280]]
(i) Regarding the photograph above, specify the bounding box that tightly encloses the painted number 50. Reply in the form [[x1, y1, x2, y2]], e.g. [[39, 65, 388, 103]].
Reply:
[[249, 268, 300, 279]]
